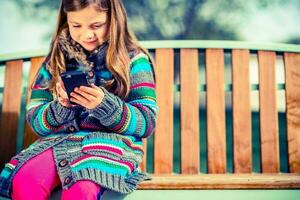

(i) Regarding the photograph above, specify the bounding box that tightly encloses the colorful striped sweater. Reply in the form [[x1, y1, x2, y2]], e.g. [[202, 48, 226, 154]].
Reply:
[[0, 50, 158, 198], [27, 53, 157, 138]]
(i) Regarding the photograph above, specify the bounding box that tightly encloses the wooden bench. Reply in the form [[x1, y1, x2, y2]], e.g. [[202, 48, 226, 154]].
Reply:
[[0, 41, 300, 199]]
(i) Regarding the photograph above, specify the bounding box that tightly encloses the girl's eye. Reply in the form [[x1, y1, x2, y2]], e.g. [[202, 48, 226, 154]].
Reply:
[[72, 25, 81, 28], [92, 24, 103, 29]]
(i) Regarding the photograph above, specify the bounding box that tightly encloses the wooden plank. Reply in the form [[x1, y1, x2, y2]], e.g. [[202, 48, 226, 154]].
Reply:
[[140, 139, 147, 172], [138, 174, 300, 189], [206, 49, 226, 173], [284, 52, 300, 173], [0, 60, 23, 168], [23, 57, 44, 148], [26, 57, 44, 101], [258, 51, 279, 173], [154, 49, 174, 174], [180, 49, 200, 174], [232, 49, 252, 173]]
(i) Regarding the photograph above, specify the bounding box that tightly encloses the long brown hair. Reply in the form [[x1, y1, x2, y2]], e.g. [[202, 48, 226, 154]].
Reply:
[[45, 0, 154, 99]]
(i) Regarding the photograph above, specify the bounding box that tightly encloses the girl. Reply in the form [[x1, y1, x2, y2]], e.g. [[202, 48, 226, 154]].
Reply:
[[0, 0, 157, 199]]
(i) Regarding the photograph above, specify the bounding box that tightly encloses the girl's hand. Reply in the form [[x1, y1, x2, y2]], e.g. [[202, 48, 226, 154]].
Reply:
[[56, 80, 73, 108], [70, 84, 104, 109]]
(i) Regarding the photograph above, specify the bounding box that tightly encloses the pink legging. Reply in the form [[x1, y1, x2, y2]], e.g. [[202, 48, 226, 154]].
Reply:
[[11, 148, 101, 200]]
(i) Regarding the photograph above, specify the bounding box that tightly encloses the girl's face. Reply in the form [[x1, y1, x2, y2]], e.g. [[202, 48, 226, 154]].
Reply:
[[67, 5, 109, 52]]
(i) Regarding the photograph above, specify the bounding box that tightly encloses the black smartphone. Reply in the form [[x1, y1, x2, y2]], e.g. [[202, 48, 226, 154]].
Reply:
[[60, 71, 90, 103]]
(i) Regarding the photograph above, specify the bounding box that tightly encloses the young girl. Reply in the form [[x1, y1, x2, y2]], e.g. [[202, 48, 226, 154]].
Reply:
[[0, 0, 157, 199]]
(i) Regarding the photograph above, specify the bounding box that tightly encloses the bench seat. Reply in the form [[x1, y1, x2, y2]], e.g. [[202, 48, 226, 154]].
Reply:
[[139, 174, 300, 189]]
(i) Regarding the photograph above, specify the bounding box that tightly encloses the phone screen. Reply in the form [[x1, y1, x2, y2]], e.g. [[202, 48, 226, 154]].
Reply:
[[60, 71, 90, 100]]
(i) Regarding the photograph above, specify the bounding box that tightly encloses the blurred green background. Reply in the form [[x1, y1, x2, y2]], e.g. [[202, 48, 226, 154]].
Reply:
[[0, 0, 300, 54]]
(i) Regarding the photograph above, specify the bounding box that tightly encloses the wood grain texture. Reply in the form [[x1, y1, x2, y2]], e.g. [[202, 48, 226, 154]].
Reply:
[[154, 49, 174, 174], [232, 50, 252, 173], [284, 52, 300, 173], [206, 49, 226, 173], [180, 49, 200, 174], [0, 60, 23, 168], [23, 57, 44, 148], [139, 174, 300, 189], [258, 51, 279, 173]]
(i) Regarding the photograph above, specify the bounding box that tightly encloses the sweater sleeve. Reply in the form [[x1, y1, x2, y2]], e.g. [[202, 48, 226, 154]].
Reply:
[[87, 53, 158, 138], [26, 63, 81, 137]]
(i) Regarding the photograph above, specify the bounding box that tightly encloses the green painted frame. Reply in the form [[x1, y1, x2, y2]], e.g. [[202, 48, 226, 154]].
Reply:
[[0, 40, 300, 62]]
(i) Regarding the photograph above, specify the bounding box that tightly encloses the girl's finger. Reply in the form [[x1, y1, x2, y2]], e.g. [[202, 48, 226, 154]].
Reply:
[[69, 97, 83, 107], [77, 85, 102, 97], [75, 92, 97, 103], [74, 87, 98, 100], [70, 92, 91, 104]]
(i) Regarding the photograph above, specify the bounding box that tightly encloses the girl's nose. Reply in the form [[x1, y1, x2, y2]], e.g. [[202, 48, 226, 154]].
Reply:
[[85, 31, 95, 41]]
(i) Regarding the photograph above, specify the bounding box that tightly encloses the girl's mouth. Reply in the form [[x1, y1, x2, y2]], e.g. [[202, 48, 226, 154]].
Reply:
[[83, 40, 98, 45]]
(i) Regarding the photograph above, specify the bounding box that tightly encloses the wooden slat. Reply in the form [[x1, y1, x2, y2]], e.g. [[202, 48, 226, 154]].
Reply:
[[140, 139, 147, 172], [23, 57, 44, 148], [284, 52, 300, 173], [0, 60, 23, 168], [206, 49, 226, 173], [154, 49, 174, 174], [258, 51, 280, 173], [180, 49, 199, 174], [139, 174, 300, 189], [232, 49, 252, 173]]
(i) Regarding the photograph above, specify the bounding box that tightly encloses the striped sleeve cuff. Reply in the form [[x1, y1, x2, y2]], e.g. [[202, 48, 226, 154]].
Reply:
[[48, 100, 82, 124], [86, 87, 123, 126]]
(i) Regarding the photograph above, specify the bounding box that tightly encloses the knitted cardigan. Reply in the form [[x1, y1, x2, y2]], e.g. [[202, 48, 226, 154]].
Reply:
[[0, 48, 158, 198]]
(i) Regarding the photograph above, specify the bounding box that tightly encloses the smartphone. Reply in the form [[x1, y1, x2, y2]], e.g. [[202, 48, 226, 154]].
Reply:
[[60, 71, 90, 104]]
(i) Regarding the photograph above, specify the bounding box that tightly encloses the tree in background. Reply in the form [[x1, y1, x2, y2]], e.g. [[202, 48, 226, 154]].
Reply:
[[13, 0, 300, 43]]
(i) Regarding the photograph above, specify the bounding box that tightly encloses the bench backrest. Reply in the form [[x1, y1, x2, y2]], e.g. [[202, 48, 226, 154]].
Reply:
[[1, 41, 300, 177]]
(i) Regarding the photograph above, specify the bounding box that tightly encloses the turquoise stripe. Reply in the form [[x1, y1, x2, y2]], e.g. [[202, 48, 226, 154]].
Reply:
[[131, 62, 152, 75], [30, 90, 53, 101], [82, 138, 124, 147], [124, 105, 137, 135], [0, 169, 11, 179], [26, 101, 46, 111], [40, 64, 52, 79], [72, 162, 128, 176], [129, 99, 157, 107], [74, 131, 90, 136]]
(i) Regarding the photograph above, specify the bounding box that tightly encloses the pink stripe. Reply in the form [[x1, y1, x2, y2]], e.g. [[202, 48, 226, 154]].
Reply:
[[83, 145, 123, 156], [72, 154, 134, 171], [130, 82, 155, 89], [9, 159, 18, 166]]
